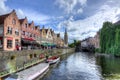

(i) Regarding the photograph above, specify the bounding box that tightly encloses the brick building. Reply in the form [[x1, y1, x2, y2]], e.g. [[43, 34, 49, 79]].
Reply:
[[0, 10, 21, 51], [45, 28, 53, 43], [51, 30, 57, 46], [0, 9, 66, 51], [19, 17, 40, 50], [40, 26, 47, 44]]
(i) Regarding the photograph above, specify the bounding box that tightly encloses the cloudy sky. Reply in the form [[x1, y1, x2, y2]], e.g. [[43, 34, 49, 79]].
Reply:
[[1, 0, 120, 43]]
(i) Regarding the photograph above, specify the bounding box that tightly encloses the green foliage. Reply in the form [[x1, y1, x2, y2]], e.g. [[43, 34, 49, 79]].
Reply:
[[69, 40, 81, 48], [100, 21, 120, 56], [69, 43, 75, 48], [95, 48, 101, 53]]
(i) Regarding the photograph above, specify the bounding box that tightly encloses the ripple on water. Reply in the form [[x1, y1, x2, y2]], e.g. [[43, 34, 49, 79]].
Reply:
[[41, 52, 103, 80]]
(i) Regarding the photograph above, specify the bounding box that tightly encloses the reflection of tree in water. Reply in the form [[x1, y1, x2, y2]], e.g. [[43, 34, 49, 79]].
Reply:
[[96, 55, 120, 76]]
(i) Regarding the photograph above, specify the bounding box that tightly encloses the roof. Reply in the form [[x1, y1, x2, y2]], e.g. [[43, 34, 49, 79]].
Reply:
[[19, 19, 25, 24], [29, 23, 31, 26], [0, 13, 10, 24], [114, 20, 120, 25], [57, 33, 60, 37], [45, 29, 48, 34], [0, 10, 16, 25]]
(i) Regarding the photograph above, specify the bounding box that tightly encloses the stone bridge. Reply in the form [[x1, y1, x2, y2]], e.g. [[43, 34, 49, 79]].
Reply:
[[81, 44, 95, 52], [75, 41, 95, 53]]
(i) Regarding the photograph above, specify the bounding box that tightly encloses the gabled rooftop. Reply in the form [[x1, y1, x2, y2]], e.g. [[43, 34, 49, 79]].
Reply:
[[0, 10, 16, 25], [0, 13, 10, 24]]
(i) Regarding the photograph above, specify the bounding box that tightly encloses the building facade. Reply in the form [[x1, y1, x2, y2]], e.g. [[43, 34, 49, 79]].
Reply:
[[0, 10, 66, 51], [20, 17, 41, 50], [45, 28, 53, 44], [94, 31, 100, 48], [0, 10, 21, 51]]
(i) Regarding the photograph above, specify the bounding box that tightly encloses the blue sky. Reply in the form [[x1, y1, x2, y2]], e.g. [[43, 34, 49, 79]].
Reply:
[[1, 0, 120, 42]]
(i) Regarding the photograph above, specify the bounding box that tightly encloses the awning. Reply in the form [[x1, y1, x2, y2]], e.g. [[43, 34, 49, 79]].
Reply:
[[41, 43, 56, 47], [0, 37, 2, 40], [22, 38, 34, 44], [22, 38, 40, 45], [24, 38, 34, 41], [7, 37, 13, 40]]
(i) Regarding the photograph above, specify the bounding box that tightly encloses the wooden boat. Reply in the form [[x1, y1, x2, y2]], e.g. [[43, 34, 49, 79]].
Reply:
[[46, 56, 60, 64]]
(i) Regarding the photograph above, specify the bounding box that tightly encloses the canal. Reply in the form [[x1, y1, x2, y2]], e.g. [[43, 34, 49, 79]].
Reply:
[[40, 52, 120, 80]]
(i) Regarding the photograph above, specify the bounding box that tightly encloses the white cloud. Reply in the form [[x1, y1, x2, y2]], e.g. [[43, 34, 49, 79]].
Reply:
[[0, 0, 10, 15], [57, 3, 120, 41], [22, 9, 51, 25], [0, 0, 51, 25], [0, 0, 25, 18], [55, 0, 87, 14], [16, 9, 25, 18], [77, 8, 83, 14]]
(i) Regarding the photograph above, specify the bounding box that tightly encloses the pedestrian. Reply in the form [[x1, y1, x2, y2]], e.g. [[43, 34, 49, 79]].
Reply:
[[16, 44, 19, 51]]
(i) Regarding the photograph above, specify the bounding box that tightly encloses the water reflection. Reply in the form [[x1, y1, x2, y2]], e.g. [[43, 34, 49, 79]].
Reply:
[[41, 52, 102, 80], [96, 55, 120, 79]]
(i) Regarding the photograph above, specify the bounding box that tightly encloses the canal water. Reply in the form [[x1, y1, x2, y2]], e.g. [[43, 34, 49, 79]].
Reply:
[[40, 52, 120, 80]]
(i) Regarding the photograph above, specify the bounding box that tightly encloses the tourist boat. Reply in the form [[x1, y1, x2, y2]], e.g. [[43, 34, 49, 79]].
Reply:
[[46, 56, 60, 64]]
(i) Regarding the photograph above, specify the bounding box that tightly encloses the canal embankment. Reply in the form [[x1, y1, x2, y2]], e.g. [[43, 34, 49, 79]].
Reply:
[[0, 48, 75, 79], [16, 63, 49, 80]]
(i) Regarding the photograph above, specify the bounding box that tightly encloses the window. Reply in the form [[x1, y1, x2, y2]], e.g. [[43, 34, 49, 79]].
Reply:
[[7, 27, 12, 34], [34, 34, 36, 38], [15, 29, 19, 36], [28, 33, 30, 37], [32, 34, 34, 37], [25, 32, 28, 36], [15, 39, 19, 46], [32, 27, 34, 30], [0, 39, 3, 49], [12, 19, 16, 24], [25, 23, 27, 28], [22, 31, 25, 35], [30, 33, 32, 37], [7, 40, 12, 48]]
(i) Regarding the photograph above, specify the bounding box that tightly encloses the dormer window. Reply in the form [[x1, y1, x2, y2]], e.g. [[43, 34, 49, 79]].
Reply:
[[12, 19, 16, 24]]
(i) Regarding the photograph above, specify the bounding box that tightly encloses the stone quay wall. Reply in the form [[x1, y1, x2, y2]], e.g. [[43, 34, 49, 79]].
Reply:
[[0, 48, 75, 77]]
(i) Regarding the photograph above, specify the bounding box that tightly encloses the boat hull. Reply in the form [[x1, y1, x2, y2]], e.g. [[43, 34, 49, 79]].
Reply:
[[47, 57, 60, 64]]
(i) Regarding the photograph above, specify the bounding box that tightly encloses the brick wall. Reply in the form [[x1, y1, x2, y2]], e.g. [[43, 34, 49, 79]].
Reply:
[[3, 10, 21, 51]]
